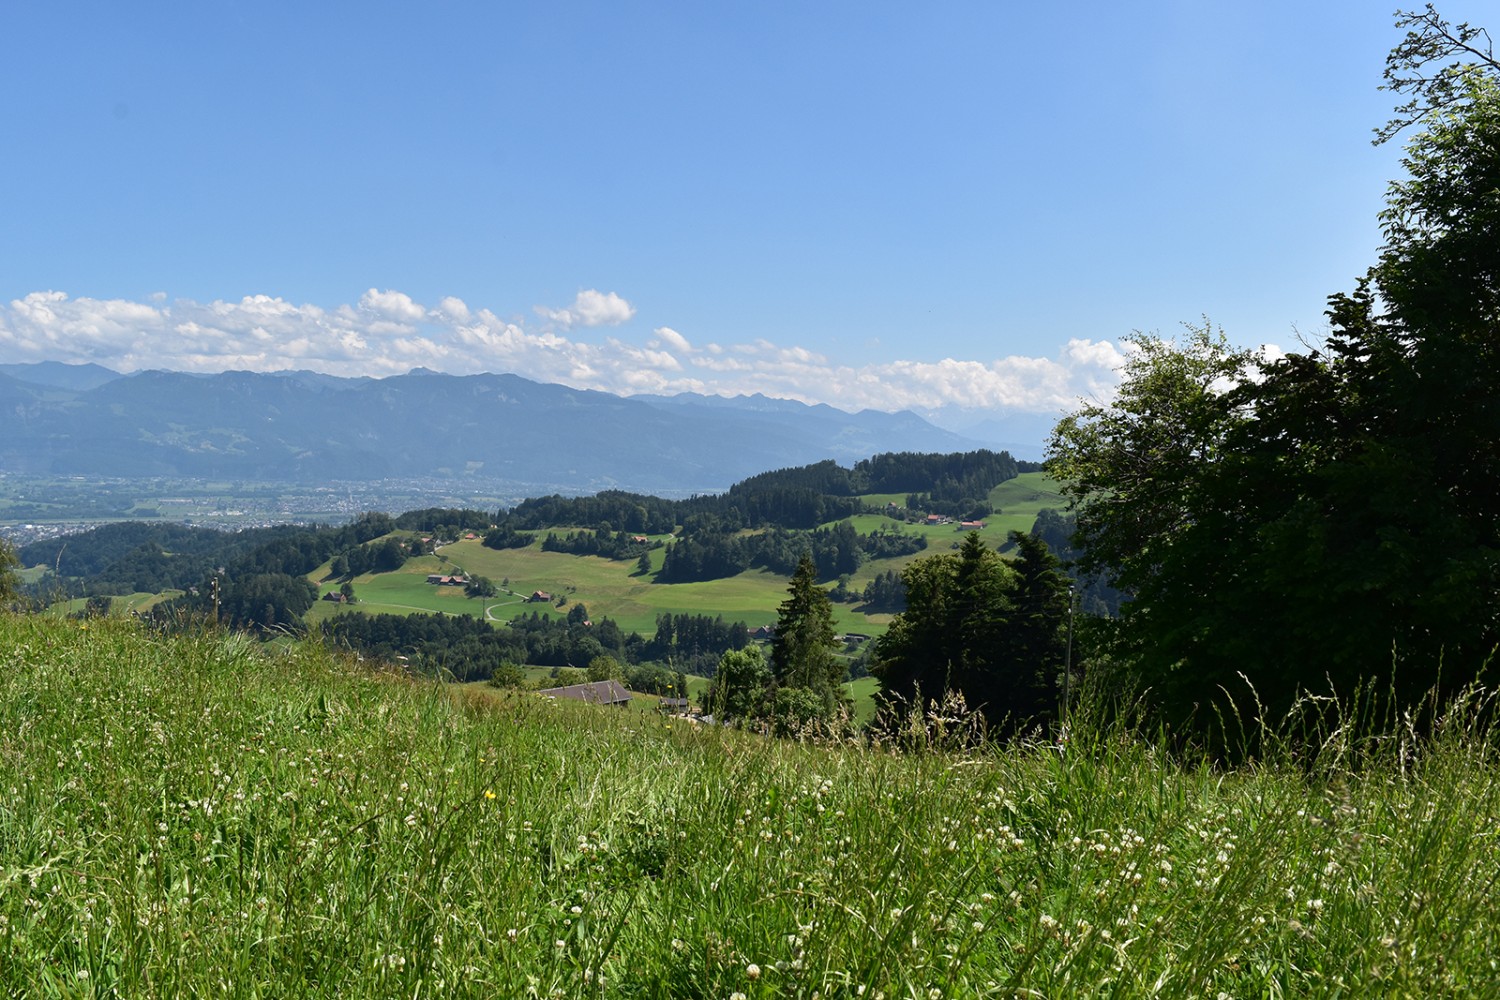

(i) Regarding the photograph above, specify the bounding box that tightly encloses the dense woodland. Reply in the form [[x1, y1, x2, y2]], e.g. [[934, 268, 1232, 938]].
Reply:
[[492, 450, 1033, 537], [16, 513, 401, 598], [655, 520, 926, 583], [316, 604, 749, 684]]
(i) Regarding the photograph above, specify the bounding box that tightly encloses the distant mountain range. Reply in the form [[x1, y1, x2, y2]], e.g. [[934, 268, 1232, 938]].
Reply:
[[0, 363, 1038, 494]]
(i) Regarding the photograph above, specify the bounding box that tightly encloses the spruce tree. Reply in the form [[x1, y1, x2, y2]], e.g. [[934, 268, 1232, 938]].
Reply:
[[770, 551, 843, 712]]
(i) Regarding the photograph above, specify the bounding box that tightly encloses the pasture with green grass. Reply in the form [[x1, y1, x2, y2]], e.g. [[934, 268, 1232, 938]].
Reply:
[[4, 612, 1497, 997], [416, 539, 887, 637], [41, 591, 183, 618], [310, 472, 1071, 643]]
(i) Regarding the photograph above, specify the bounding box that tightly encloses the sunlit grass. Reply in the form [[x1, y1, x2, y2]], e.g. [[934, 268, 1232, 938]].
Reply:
[[437, 539, 883, 634], [4, 613, 1496, 997]]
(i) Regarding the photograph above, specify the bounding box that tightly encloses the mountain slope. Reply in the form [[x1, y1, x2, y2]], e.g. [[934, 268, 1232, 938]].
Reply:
[[0, 361, 122, 391], [0, 368, 981, 492]]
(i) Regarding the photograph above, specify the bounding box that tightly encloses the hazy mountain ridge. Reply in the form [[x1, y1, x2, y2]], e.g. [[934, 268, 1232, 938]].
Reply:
[[0, 361, 123, 392], [0, 363, 1007, 493]]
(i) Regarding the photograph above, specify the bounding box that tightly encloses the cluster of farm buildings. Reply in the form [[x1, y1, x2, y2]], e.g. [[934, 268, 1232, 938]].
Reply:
[[425, 574, 470, 586]]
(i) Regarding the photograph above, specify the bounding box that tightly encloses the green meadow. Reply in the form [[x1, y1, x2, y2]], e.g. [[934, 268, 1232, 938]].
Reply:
[[4, 612, 1497, 997], [366, 472, 1069, 639]]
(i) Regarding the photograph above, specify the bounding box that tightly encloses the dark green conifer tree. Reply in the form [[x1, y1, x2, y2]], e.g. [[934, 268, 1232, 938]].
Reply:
[[770, 551, 843, 712]]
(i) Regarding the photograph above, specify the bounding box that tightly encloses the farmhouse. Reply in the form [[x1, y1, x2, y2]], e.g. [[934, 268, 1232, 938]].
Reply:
[[536, 679, 632, 707], [426, 574, 469, 586], [529, 590, 552, 603]]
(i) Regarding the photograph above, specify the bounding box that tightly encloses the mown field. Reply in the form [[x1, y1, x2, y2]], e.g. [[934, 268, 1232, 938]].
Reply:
[[4, 613, 1497, 997]]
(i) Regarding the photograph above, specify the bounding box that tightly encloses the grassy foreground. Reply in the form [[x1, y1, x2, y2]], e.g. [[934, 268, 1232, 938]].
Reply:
[[3, 616, 1498, 998]]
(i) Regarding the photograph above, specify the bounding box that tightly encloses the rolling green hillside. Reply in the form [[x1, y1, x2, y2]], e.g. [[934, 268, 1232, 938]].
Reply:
[[34, 469, 1072, 641], [302, 471, 1066, 641], [20, 466, 1074, 728]]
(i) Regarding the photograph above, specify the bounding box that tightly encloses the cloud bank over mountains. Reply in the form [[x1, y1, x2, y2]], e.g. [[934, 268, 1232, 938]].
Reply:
[[0, 287, 1127, 418]]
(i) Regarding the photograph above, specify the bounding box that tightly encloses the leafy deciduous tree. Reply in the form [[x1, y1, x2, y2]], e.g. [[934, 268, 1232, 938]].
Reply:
[[464, 576, 498, 599], [709, 646, 773, 723], [0, 542, 19, 607], [586, 655, 623, 682]]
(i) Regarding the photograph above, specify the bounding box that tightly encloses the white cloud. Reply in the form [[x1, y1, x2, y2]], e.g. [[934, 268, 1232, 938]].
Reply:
[[535, 289, 636, 328], [359, 288, 425, 323], [0, 288, 1131, 426], [435, 296, 470, 323], [652, 326, 692, 353]]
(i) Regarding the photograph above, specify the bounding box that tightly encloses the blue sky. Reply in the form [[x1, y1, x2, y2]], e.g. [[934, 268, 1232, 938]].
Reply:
[[0, 2, 1482, 443]]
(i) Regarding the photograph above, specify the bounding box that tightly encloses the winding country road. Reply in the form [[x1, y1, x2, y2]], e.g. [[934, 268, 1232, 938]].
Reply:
[[484, 595, 527, 621]]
